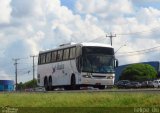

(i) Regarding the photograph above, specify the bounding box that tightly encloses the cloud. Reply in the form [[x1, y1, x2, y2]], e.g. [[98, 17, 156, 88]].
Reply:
[[76, 0, 134, 18], [0, 71, 12, 80], [136, 7, 160, 25], [0, 0, 12, 24], [26, 31, 45, 54]]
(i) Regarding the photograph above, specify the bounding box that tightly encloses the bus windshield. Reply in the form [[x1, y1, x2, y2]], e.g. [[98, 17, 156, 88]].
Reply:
[[82, 47, 115, 73]]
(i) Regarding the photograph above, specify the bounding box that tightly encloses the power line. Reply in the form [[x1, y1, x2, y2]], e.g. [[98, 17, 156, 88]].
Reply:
[[20, 70, 31, 75], [116, 46, 160, 57], [0, 75, 15, 77], [114, 44, 126, 54], [87, 26, 160, 43], [117, 46, 160, 54], [17, 67, 31, 71], [85, 35, 106, 43]]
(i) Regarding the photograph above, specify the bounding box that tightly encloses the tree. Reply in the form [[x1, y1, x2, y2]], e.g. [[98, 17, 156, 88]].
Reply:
[[17, 79, 37, 91], [120, 64, 157, 81], [17, 82, 24, 91], [24, 79, 37, 88]]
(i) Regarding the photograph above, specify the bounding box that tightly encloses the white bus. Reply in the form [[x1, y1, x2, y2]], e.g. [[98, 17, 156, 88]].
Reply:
[[37, 42, 118, 90]]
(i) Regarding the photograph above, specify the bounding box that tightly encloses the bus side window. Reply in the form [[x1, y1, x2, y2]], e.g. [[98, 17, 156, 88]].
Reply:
[[76, 46, 81, 57], [46, 52, 51, 63], [51, 51, 57, 62], [63, 49, 69, 60], [57, 50, 63, 61], [70, 47, 76, 59], [41, 54, 46, 64], [37, 74, 40, 83], [38, 55, 41, 64]]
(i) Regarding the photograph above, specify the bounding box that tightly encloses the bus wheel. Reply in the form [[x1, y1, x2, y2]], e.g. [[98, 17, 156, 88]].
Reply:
[[44, 77, 49, 91], [48, 76, 53, 91], [65, 86, 71, 90], [99, 85, 105, 89], [71, 75, 76, 90]]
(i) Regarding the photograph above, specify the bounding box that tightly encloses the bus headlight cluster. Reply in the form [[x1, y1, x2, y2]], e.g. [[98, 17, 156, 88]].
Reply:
[[107, 76, 114, 79], [83, 73, 92, 78]]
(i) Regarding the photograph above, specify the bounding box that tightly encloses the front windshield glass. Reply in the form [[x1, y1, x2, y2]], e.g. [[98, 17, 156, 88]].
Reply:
[[82, 54, 114, 73]]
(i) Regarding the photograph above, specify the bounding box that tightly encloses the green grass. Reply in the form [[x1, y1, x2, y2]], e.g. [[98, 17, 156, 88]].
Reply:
[[0, 92, 160, 107]]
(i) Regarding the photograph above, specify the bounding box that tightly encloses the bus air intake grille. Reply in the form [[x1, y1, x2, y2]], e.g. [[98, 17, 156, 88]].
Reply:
[[92, 75, 106, 78]]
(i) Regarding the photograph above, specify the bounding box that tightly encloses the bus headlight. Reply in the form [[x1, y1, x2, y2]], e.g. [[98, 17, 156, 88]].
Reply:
[[83, 73, 91, 78], [107, 76, 114, 79]]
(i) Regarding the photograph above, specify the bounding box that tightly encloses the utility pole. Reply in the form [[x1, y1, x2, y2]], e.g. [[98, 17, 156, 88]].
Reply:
[[106, 32, 116, 46], [30, 55, 37, 81], [13, 58, 20, 91]]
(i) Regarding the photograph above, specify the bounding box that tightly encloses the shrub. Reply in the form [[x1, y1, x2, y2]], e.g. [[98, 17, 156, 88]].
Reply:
[[120, 64, 157, 81]]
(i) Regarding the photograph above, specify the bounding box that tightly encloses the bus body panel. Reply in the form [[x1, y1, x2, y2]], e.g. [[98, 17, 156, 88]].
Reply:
[[37, 59, 79, 86]]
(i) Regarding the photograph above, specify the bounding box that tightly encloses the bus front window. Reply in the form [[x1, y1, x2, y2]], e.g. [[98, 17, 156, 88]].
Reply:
[[82, 54, 114, 73]]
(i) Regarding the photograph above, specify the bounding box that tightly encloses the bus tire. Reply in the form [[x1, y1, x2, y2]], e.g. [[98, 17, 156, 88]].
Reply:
[[99, 85, 105, 89], [48, 76, 53, 91], [44, 76, 49, 91], [65, 86, 71, 90], [70, 74, 77, 90]]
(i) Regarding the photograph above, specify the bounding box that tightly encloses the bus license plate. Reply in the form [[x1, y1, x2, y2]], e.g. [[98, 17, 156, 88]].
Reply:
[[96, 83, 101, 85]]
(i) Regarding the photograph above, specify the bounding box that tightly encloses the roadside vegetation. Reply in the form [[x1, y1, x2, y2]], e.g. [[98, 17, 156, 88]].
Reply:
[[120, 64, 157, 81], [0, 92, 160, 113], [17, 79, 37, 91], [0, 92, 160, 107]]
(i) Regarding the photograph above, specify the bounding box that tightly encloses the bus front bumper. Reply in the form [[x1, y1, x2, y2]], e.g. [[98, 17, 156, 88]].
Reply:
[[80, 77, 114, 86]]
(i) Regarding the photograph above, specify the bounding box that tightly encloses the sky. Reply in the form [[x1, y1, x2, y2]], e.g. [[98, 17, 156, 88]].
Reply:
[[0, 0, 160, 83]]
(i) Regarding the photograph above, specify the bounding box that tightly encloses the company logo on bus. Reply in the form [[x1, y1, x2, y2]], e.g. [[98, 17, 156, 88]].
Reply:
[[56, 64, 64, 70]]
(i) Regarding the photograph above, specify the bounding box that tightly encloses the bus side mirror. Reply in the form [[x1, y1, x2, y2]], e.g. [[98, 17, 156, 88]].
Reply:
[[115, 59, 118, 68]]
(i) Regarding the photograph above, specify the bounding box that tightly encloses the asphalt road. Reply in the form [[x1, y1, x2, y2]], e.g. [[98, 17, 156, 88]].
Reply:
[[45, 88, 160, 93], [4, 88, 160, 93]]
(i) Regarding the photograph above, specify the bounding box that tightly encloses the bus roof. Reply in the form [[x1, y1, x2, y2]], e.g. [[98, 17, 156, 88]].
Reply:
[[80, 42, 112, 48], [39, 42, 112, 54]]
